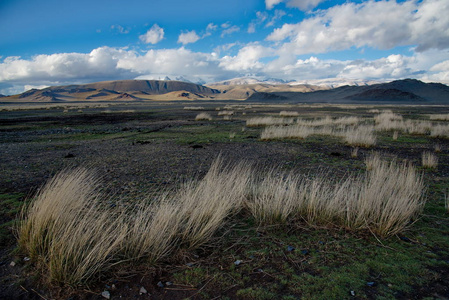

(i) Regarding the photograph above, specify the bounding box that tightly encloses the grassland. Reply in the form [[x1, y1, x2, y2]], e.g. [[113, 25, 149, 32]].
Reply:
[[0, 102, 448, 299]]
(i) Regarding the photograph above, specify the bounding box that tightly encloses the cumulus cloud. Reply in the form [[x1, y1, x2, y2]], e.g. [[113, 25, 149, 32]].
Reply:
[[178, 30, 201, 45], [267, 0, 449, 54], [1, 43, 448, 95], [266, 0, 326, 11], [219, 44, 274, 71], [139, 24, 164, 44]]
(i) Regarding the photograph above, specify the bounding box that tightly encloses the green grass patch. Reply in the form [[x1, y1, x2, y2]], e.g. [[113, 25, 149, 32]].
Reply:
[[0, 193, 25, 246]]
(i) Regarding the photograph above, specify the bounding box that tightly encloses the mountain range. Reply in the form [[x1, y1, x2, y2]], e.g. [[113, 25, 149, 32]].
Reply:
[[2, 78, 448, 104], [246, 79, 449, 104]]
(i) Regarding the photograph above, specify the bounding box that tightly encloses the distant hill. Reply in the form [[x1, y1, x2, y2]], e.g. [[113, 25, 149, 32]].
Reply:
[[208, 83, 326, 100], [6, 80, 221, 102], [247, 79, 449, 104]]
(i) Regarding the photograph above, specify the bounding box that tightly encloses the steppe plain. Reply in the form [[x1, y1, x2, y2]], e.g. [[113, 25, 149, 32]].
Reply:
[[0, 100, 448, 299]]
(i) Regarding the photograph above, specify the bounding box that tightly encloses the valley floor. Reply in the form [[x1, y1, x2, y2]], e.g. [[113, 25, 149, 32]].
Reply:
[[0, 101, 448, 299]]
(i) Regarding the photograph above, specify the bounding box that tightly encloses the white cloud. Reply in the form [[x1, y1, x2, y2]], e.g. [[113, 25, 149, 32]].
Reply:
[[178, 30, 201, 45], [248, 11, 269, 33], [221, 22, 231, 29], [201, 23, 217, 38], [1, 43, 448, 95], [219, 44, 274, 71], [206, 23, 217, 31], [221, 25, 240, 38], [266, 0, 283, 10], [267, 0, 449, 55], [266, 0, 326, 11], [430, 60, 449, 72], [139, 24, 164, 44], [111, 24, 130, 34], [265, 10, 286, 27]]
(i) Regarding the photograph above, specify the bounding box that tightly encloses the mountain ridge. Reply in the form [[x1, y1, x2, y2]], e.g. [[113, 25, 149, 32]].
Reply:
[[2, 78, 448, 104], [246, 79, 449, 104]]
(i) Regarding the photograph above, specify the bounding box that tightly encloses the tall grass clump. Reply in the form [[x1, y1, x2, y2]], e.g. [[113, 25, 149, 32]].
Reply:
[[355, 155, 425, 236], [122, 198, 181, 264], [218, 110, 234, 116], [184, 106, 205, 111], [422, 151, 438, 169], [339, 125, 376, 147], [429, 113, 449, 121], [246, 116, 296, 127], [279, 111, 299, 117], [260, 125, 318, 140], [245, 154, 425, 236], [175, 158, 252, 248], [430, 124, 449, 138], [18, 169, 128, 285], [247, 171, 305, 225], [195, 112, 213, 121]]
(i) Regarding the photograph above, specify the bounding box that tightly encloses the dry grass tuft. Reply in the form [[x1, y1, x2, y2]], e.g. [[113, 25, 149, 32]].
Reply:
[[393, 131, 399, 140], [218, 110, 234, 116], [339, 125, 376, 147], [246, 117, 296, 127], [195, 113, 213, 121], [18, 169, 128, 285], [279, 111, 299, 117], [351, 147, 359, 158], [246, 153, 425, 236], [18, 155, 426, 287], [175, 158, 251, 248], [184, 106, 205, 111], [429, 113, 449, 121], [422, 151, 438, 169], [430, 124, 449, 138]]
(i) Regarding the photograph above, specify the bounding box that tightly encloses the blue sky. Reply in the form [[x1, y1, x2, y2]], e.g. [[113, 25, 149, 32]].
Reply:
[[1, 0, 448, 94]]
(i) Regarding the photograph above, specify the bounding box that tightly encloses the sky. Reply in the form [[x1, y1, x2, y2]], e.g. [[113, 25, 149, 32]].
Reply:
[[0, 0, 448, 95]]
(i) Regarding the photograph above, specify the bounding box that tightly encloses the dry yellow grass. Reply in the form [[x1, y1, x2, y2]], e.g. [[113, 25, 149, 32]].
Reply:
[[246, 117, 296, 127], [195, 113, 213, 121], [218, 110, 234, 116], [339, 125, 376, 147], [260, 123, 375, 147], [246, 153, 424, 236], [279, 111, 299, 117], [430, 124, 449, 138], [184, 106, 205, 110], [18, 169, 128, 285], [18, 155, 425, 286], [429, 113, 449, 121], [422, 151, 438, 169]]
